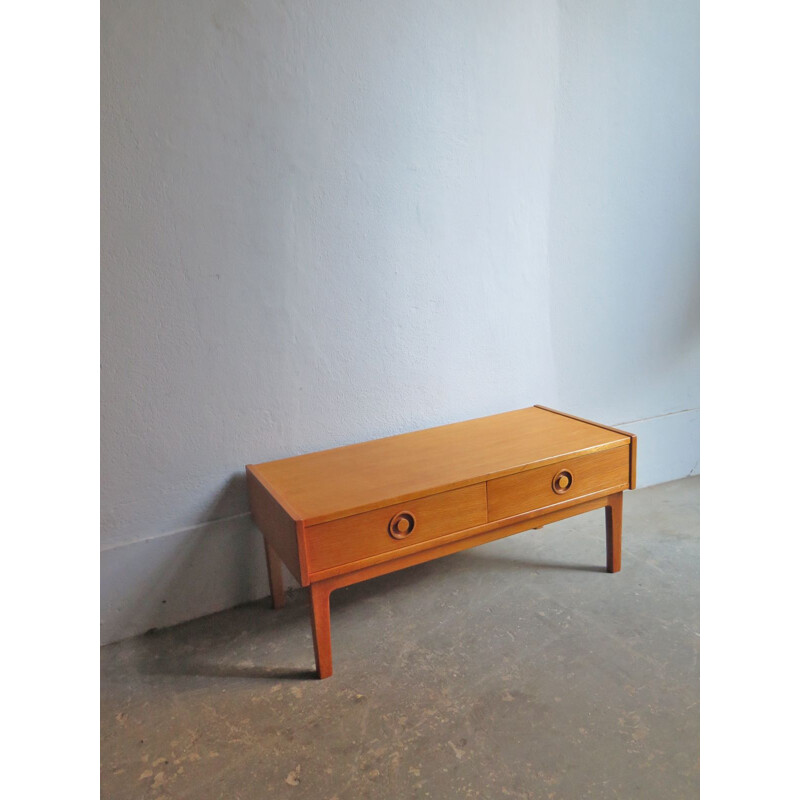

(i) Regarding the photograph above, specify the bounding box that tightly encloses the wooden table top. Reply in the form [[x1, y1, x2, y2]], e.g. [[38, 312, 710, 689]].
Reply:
[[247, 406, 629, 526]]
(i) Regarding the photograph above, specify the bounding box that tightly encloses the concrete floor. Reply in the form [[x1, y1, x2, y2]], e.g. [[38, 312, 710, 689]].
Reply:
[[101, 477, 699, 800]]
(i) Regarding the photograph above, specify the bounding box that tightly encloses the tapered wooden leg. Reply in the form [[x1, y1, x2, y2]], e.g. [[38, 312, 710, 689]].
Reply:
[[265, 542, 285, 609], [605, 492, 623, 573], [310, 583, 333, 679]]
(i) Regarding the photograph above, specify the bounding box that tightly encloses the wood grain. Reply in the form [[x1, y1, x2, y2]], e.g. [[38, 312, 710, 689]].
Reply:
[[487, 446, 630, 521], [316, 495, 614, 595], [305, 484, 486, 573], [247, 406, 628, 525], [535, 405, 637, 490], [246, 466, 302, 581], [246, 405, 635, 678], [306, 483, 627, 583]]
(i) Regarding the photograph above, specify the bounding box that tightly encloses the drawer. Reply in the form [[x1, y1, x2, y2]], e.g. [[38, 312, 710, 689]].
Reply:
[[487, 445, 630, 521], [305, 483, 487, 573]]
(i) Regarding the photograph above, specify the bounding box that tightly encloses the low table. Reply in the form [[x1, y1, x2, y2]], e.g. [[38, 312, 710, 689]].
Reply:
[[246, 405, 636, 678]]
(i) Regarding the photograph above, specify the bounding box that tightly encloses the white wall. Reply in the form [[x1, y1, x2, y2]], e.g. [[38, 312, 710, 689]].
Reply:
[[101, 0, 699, 644]]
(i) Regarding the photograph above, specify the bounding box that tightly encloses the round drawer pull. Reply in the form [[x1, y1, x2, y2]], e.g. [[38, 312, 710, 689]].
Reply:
[[388, 511, 416, 539], [552, 469, 573, 494]]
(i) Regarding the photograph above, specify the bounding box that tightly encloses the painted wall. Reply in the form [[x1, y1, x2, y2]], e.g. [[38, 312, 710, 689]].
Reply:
[[101, 0, 699, 644]]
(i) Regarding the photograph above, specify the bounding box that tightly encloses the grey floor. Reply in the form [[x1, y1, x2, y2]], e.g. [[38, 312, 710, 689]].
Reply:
[[101, 477, 699, 800]]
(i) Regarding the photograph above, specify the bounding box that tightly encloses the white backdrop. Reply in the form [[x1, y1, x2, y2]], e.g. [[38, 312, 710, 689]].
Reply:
[[101, 0, 698, 643]]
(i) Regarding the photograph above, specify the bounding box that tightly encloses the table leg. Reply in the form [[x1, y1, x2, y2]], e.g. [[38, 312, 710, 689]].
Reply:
[[605, 492, 623, 573], [310, 583, 333, 679], [265, 541, 285, 609]]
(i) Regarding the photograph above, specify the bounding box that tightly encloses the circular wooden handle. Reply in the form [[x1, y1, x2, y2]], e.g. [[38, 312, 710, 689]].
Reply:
[[389, 511, 416, 539], [552, 469, 573, 494]]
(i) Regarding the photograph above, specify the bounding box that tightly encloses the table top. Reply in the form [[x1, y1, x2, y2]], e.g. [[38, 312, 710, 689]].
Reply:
[[247, 406, 629, 526]]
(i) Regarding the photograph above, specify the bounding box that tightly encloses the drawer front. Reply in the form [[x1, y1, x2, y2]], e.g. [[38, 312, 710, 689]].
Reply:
[[487, 445, 630, 521], [305, 484, 487, 574]]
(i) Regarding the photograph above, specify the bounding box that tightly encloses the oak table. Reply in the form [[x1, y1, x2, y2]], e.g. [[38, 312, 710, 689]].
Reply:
[[246, 405, 636, 679]]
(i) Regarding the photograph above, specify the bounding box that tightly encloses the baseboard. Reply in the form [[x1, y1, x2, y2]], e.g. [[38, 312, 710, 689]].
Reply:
[[616, 408, 699, 488], [101, 407, 698, 645], [100, 514, 300, 645]]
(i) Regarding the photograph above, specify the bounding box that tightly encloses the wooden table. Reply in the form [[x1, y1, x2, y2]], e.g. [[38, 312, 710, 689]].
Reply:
[[246, 406, 636, 678]]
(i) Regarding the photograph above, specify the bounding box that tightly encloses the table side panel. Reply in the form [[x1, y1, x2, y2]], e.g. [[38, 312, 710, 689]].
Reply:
[[246, 467, 302, 582]]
